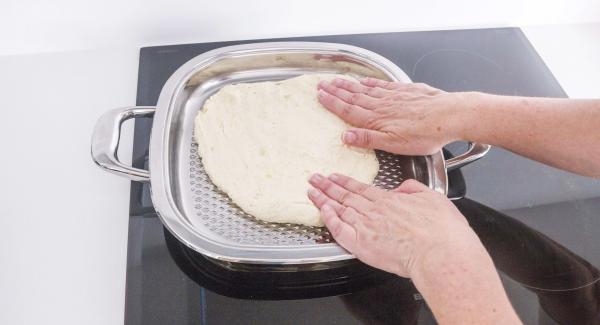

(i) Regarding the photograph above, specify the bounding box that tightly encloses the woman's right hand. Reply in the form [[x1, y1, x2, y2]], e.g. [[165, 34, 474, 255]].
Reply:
[[317, 77, 478, 155], [307, 174, 481, 278]]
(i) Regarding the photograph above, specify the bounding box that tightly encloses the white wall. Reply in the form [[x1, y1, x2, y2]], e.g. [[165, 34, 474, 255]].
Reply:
[[2, 0, 600, 55], [1, 2, 598, 325]]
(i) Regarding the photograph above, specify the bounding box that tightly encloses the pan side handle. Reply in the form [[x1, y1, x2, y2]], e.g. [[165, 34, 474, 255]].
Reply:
[[91, 106, 155, 182], [445, 142, 491, 171]]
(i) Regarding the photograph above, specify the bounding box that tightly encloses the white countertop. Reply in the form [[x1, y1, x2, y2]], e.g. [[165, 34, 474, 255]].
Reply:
[[1, 22, 599, 325]]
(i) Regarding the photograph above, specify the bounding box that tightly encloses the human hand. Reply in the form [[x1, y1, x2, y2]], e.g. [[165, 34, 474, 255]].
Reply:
[[307, 174, 481, 278], [317, 77, 476, 155]]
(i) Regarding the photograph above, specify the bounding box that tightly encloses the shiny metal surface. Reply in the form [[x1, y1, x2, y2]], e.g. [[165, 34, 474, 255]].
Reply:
[[93, 42, 489, 266], [446, 142, 491, 171], [91, 106, 154, 182]]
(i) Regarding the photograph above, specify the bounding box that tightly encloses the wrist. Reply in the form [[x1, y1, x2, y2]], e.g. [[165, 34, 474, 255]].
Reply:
[[407, 230, 489, 281], [406, 230, 519, 324], [449, 91, 494, 143]]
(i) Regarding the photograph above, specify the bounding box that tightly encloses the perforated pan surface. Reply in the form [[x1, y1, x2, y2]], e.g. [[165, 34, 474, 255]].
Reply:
[[188, 140, 424, 246]]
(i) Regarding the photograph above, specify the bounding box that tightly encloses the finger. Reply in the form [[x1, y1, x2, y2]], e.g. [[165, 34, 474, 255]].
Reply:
[[309, 173, 373, 213], [394, 178, 433, 194], [342, 128, 390, 150], [307, 187, 345, 215], [320, 204, 358, 253], [309, 187, 365, 227], [328, 78, 396, 98], [338, 206, 364, 227], [317, 81, 378, 109], [318, 90, 374, 127], [327, 173, 386, 201], [361, 77, 404, 90]]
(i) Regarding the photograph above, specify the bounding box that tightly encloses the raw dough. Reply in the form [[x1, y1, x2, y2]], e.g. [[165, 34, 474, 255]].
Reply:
[[194, 74, 379, 226]]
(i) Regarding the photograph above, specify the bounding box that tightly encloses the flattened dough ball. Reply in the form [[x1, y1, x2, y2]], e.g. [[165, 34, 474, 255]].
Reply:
[[194, 74, 379, 226]]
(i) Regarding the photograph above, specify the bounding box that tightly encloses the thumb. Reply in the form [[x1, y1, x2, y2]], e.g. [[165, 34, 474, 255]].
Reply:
[[342, 128, 388, 149], [393, 179, 432, 194]]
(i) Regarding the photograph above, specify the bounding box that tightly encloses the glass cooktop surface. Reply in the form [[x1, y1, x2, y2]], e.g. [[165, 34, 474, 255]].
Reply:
[[125, 28, 600, 325]]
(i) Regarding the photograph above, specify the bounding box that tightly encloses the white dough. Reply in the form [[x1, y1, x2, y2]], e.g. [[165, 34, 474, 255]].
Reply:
[[194, 74, 379, 227]]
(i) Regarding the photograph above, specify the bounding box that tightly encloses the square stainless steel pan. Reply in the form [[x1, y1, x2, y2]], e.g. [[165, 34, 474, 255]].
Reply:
[[91, 42, 490, 267]]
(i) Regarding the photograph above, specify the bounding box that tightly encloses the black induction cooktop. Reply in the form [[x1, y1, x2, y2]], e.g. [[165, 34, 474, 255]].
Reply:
[[126, 28, 600, 324]]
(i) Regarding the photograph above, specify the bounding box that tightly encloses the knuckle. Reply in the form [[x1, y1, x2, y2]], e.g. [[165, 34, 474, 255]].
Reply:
[[356, 184, 370, 195], [390, 81, 404, 88], [338, 204, 348, 217], [349, 93, 361, 105], [366, 87, 380, 97], [339, 104, 352, 117], [320, 179, 334, 192], [341, 206, 351, 217], [339, 79, 351, 88], [338, 191, 352, 203], [380, 81, 396, 89], [321, 94, 334, 105], [360, 130, 373, 146], [336, 175, 350, 187], [370, 79, 384, 86], [316, 195, 328, 206], [330, 222, 343, 237], [362, 78, 375, 86], [383, 81, 394, 88]]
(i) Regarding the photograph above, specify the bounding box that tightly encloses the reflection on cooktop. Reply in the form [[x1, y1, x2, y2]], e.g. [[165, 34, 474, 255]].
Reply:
[[411, 49, 513, 94], [457, 198, 600, 324], [151, 196, 600, 324], [457, 198, 600, 291], [164, 226, 396, 300]]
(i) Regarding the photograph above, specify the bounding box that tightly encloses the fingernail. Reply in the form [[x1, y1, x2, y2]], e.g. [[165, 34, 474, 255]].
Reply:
[[332, 78, 343, 86], [328, 174, 339, 181], [308, 188, 321, 198], [343, 131, 357, 144], [310, 173, 324, 183], [318, 90, 327, 98]]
